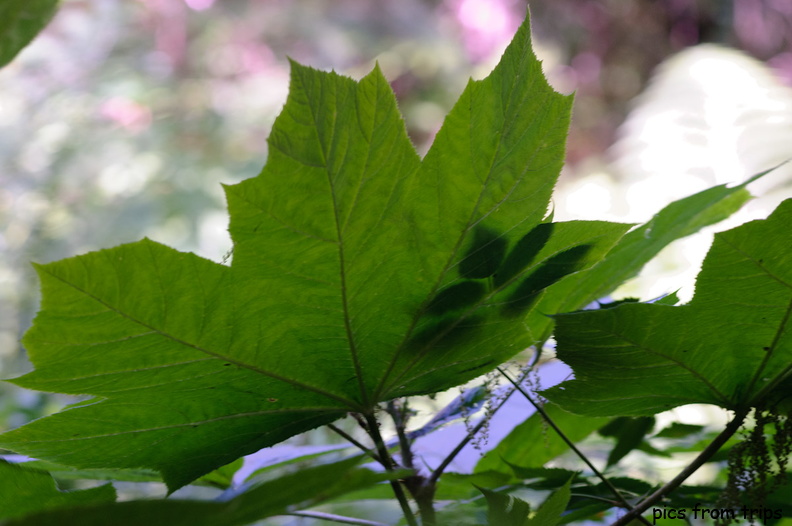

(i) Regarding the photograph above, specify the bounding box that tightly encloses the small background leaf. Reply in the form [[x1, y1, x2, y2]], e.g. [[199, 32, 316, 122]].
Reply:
[[477, 485, 532, 526], [0, 460, 115, 521], [0, 0, 59, 68], [598, 416, 656, 467], [525, 478, 572, 526]]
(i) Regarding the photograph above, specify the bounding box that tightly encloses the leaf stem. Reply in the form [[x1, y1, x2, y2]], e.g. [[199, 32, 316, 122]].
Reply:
[[362, 411, 418, 526], [498, 367, 652, 526], [610, 407, 751, 526], [286, 510, 390, 525], [387, 400, 415, 470], [427, 350, 544, 485], [328, 423, 382, 464], [428, 410, 487, 486], [428, 345, 553, 484]]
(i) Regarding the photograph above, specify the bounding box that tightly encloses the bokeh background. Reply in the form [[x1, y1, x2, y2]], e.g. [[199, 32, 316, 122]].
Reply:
[[1, 0, 792, 517]]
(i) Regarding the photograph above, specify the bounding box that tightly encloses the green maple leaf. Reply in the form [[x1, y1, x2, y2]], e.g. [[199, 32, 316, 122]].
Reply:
[[0, 13, 608, 490], [0, 10, 760, 491], [544, 198, 792, 417]]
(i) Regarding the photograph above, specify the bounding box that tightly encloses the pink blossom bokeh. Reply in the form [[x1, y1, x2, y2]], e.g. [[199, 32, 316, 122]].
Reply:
[[446, 0, 521, 62]]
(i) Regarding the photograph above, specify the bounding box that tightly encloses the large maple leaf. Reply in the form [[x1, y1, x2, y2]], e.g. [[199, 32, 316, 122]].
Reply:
[[0, 11, 759, 491]]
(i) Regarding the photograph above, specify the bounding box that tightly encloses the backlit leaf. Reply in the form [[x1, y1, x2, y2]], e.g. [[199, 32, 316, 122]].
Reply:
[[477, 485, 532, 526], [0, 12, 630, 490], [522, 175, 768, 343], [526, 478, 572, 526], [0, 7, 767, 494], [544, 199, 792, 416]]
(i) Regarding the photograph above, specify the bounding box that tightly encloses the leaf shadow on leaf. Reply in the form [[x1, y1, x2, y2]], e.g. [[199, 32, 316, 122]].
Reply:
[[426, 281, 488, 316], [459, 226, 508, 279], [502, 244, 592, 316], [494, 222, 555, 288], [404, 315, 487, 356]]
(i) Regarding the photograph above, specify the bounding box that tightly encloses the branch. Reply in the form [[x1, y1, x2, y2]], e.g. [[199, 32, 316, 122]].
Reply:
[[362, 412, 418, 526], [611, 407, 750, 526], [287, 510, 390, 526], [328, 423, 382, 465], [498, 367, 653, 526], [428, 345, 548, 484], [387, 400, 415, 470]]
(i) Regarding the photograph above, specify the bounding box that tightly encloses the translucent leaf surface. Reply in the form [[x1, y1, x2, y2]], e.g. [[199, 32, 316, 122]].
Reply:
[[0, 7, 766, 492], [0, 12, 630, 490], [544, 199, 792, 416], [524, 177, 761, 342], [478, 478, 571, 526], [525, 478, 571, 526]]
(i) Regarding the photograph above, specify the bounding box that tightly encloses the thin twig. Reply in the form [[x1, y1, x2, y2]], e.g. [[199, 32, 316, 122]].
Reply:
[[362, 412, 418, 526], [428, 411, 488, 486], [286, 510, 390, 526], [611, 407, 751, 526], [428, 346, 549, 484], [569, 493, 622, 506], [427, 378, 520, 486], [498, 367, 653, 526], [328, 423, 382, 465]]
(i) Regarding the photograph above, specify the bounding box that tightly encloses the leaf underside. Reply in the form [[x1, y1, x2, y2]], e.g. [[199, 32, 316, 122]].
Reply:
[[544, 199, 792, 417], [0, 12, 600, 490], [0, 8, 765, 491]]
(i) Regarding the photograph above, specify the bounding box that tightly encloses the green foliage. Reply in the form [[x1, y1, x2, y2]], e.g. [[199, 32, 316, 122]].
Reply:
[[544, 199, 792, 416], [478, 485, 532, 526], [525, 479, 573, 526], [477, 478, 572, 526], [1, 457, 395, 526], [476, 404, 609, 475], [0, 460, 115, 521], [0, 0, 58, 68], [2, 7, 790, 526], [0, 12, 629, 492], [598, 417, 656, 467]]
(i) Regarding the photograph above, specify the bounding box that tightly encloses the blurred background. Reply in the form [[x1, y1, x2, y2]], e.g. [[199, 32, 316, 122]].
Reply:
[[1, 0, 792, 514]]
